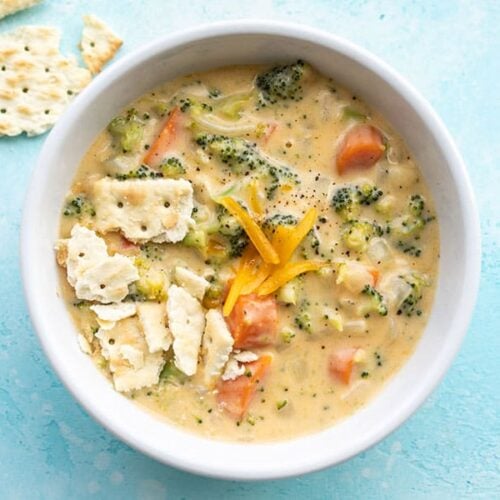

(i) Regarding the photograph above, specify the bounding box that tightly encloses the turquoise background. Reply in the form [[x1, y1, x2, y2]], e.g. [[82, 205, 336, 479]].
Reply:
[[0, 1, 498, 498]]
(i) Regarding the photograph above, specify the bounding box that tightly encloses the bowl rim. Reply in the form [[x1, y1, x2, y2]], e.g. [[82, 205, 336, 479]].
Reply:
[[20, 19, 481, 480]]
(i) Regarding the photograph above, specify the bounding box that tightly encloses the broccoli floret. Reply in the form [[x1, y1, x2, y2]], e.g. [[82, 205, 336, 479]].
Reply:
[[361, 285, 388, 316], [409, 194, 425, 217], [294, 300, 312, 333], [160, 157, 186, 178], [216, 205, 249, 258], [396, 240, 422, 257], [196, 134, 299, 199], [108, 108, 144, 153], [262, 213, 297, 236], [115, 164, 163, 181], [391, 194, 434, 240], [341, 220, 383, 253], [226, 231, 249, 258], [331, 184, 383, 221], [63, 196, 96, 218], [300, 228, 322, 259], [126, 264, 166, 301], [397, 273, 429, 316], [256, 60, 307, 107], [280, 328, 296, 344], [264, 164, 299, 199], [196, 134, 263, 173]]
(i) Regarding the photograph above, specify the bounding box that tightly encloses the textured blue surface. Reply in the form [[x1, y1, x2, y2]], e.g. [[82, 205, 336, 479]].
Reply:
[[0, 1, 498, 498]]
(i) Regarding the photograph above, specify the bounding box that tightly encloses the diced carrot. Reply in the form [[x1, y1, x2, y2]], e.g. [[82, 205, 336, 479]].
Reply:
[[217, 355, 272, 418], [143, 107, 181, 167], [328, 348, 358, 384], [261, 122, 277, 144], [369, 268, 380, 287], [336, 124, 385, 175], [226, 294, 278, 349]]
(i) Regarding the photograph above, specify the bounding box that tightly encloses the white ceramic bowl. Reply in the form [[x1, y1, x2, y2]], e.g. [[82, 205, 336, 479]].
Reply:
[[21, 21, 481, 480]]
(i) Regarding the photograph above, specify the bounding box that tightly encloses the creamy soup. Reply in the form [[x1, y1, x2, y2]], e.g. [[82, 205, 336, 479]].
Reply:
[[56, 62, 439, 442]]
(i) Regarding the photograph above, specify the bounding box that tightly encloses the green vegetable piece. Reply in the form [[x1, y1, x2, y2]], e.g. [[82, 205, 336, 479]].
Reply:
[[108, 109, 144, 153], [115, 165, 162, 181], [331, 184, 383, 221], [63, 196, 96, 218], [256, 60, 307, 107], [182, 229, 207, 250], [246, 415, 256, 426], [391, 194, 433, 241], [295, 300, 312, 333], [360, 285, 388, 316], [160, 157, 186, 177], [280, 328, 296, 344], [341, 220, 382, 253], [215, 205, 249, 258], [342, 106, 367, 121], [160, 360, 187, 384], [196, 133, 299, 200], [276, 400, 288, 410], [397, 273, 429, 317]]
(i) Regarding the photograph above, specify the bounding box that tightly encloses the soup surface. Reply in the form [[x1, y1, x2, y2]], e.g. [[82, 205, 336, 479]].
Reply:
[[56, 62, 439, 441]]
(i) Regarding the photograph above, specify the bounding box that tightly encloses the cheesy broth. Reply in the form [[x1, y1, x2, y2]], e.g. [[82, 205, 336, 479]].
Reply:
[[57, 63, 439, 441]]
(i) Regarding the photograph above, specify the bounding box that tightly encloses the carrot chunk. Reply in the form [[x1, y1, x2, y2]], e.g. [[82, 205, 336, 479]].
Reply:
[[328, 348, 358, 384], [336, 124, 385, 175], [143, 107, 181, 167], [226, 294, 278, 349], [217, 355, 272, 418]]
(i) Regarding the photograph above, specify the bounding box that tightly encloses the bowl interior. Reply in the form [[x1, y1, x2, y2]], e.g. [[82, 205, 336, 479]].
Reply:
[[22, 23, 480, 480]]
